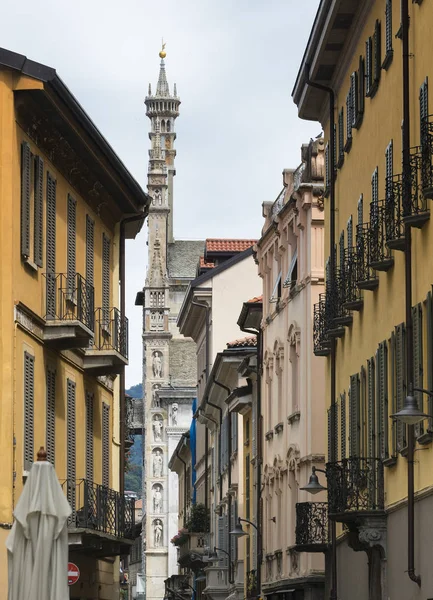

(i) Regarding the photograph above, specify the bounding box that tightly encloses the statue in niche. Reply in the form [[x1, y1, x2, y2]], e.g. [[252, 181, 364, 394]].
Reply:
[[152, 350, 163, 378], [153, 449, 163, 477], [153, 519, 163, 547], [152, 384, 161, 408], [153, 415, 163, 441], [153, 484, 163, 513], [171, 403, 178, 426]]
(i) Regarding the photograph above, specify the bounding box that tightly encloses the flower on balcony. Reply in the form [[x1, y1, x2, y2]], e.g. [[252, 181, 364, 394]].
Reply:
[[184, 503, 210, 533], [170, 528, 189, 546]]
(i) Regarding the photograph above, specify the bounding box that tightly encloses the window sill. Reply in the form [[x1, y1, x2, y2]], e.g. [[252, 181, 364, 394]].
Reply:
[[382, 50, 393, 71], [265, 430, 274, 441], [337, 155, 344, 169], [418, 431, 433, 445], [344, 137, 352, 154], [244, 439, 250, 447], [395, 24, 402, 40], [274, 422, 284, 434], [287, 411, 300, 425], [366, 81, 379, 100], [23, 257, 38, 272], [400, 446, 409, 458], [353, 113, 364, 130], [383, 456, 397, 468]]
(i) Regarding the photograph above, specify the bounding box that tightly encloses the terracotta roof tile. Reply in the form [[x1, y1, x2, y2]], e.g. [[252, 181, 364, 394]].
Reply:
[[246, 295, 263, 304], [227, 335, 257, 349], [206, 239, 257, 253], [199, 255, 215, 268], [135, 499, 142, 509]]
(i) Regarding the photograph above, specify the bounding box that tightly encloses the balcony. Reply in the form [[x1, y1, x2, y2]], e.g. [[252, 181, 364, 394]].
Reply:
[[313, 293, 331, 356], [295, 502, 329, 553], [177, 532, 207, 569], [43, 273, 94, 349], [326, 458, 384, 523], [420, 115, 433, 199], [365, 202, 394, 271], [341, 248, 363, 311], [61, 478, 135, 556], [354, 229, 379, 291], [330, 276, 353, 329], [84, 307, 128, 375]]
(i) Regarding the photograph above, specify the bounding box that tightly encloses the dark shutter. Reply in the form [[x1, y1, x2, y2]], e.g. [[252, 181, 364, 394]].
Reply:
[[385, 0, 393, 54], [358, 195, 364, 226], [372, 168, 379, 205], [102, 233, 110, 322], [67, 195, 77, 292], [46, 366, 56, 465], [327, 404, 338, 461], [347, 216, 353, 249], [351, 72, 358, 127], [346, 89, 353, 144], [333, 124, 337, 171], [427, 291, 433, 427], [231, 412, 238, 454], [349, 374, 360, 457], [377, 341, 389, 459], [390, 332, 397, 455], [339, 232, 345, 268], [20, 142, 31, 258], [325, 143, 330, 192], [102, 402, 110, 487], [46, 174, 57, 319], [420, 79, 429, 147], [230, 499, 238, 562], [358, 56, 365, 117], [413, 304, 424, 436], [373, 20, 382, 84], [367, 358, 376, 459], [67, 379, 76, 510], [86, 392, 94, 482], [385, 141, 394, 196], [34, 156, 44, 267], [366, 37, 373, 96], [218, 516, 225, 564], [338, 108, 344, 163], [395, 324, 407, 451], [24, 352, 35, 471], [245, 454, 250, 519], [340, 392, 346, 460], [86, 216, 95, 287]]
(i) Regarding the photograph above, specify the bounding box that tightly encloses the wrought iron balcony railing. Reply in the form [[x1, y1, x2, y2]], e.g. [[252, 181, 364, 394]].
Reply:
[[44, 272, 94, 331], [295, 502, 329, 552], [327, 458, 384, 521], [61, 478, 135, 539], [406, 148, 430, 227], [366, 202, 394, 271], [93, 307, 128, 359], [313, 293, 331, 356], [354, 229, 379, 291], [341, 248, 363, 311], [330, 276, 353, 328], [420, 115, 433, 198], [384, 174, 405, 249]]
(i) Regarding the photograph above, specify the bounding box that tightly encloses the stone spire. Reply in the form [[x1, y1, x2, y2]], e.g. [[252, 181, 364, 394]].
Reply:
[[156, 58, 170, 97]]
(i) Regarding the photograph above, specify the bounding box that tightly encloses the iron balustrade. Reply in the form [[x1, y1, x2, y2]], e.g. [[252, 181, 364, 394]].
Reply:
[[330, 275, 352, 328], [385, 174, 405, 249], [420, 115, 433, 198], [406, 148, 430, 225], [295, 502, 329, 550], [43, 272, 94, 331], [365, 202, 394, 271], [326, 458, 384, 518], [313, 293, 331, 356], [341, 248, 363, 310], [93, 307, 128, 359], [354, 227, 378, 291], [61, 478, 135, 539]]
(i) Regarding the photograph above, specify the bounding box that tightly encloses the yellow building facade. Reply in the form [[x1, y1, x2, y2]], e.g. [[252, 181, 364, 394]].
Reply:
[[294, 1, 433, 598], [0, 48, 149, 599]]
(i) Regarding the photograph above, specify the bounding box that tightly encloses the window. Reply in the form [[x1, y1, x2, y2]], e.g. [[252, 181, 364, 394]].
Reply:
[[372, 167, 379, 205], [67, 195, 76, 293], [245, 454, 251, 519], [349, 373, 361, 457], [333, 123, 337, 172], [420, 78, 429, 147], [426, 292, 433, 437], [46, 366, 56, 465], [46, 174, 57, 319], [373, 20, 382, 86], [283, 247, 298, 288], [366, 22, 381, 97], [102, 402, 110, 487], [328, 403, 338, 461], [231, 412, 238, 454], [86, 392, 94, 482], [383, 0, 393, 69], [24, 351, 35, 471], [385, 141, 394, 196], [339, 231, 345, 269], [356, 56, 365, 127], [347, 216, 353, 249], [20, 143, 44, 268], [338, 108, 344, 167], [67, 379, 76, 509], [270, 270, 282, 303], [230, 499, 238, 562], [367, 358, 376, 458]]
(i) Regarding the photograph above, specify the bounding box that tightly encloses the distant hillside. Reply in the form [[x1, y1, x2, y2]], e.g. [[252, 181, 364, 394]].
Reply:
[[125, 383, 143, 495]]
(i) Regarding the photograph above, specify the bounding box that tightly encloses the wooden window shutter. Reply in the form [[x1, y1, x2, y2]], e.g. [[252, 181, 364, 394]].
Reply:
[[367, 358, 376, 458], [339, 232, 345, 268], [327, 404, 338, 461], [346, 89, 352, 143], [377, 342, 389, 459], [385, 141, 394, 195], [358, 56, 365, 117], [252, 397, 257, 459], [67, 379, 76, 511], [333, 124, 337, 171], [373, 20, 382, 84], [358, 195, 364, 227], [420, 78, 429, 147], [385, 0, 393, 54], [218, 516, 225, 563], [86, 216, 95, 287], [230, 499, 238, 562], [46, 174, 57, 319], [46, 366, 56, 465], [20, 142, 31, 258], [350, 72, 358, 127], [67, 195, 77, 292], [347, 216, 353, 249], [24, 351, 35, 471], [413, 304, 424, 436], [349, 374, 360, 457], [231, 412, 238, 454], [102, 402, 110, 487], [245, 454, 251, 519], [86, 391, 94, 482], [426, 291, 433, 427], [395, 324, 407, 451], [340, 392, 347, 460], [372, 168, 379, 205], [102, 233, 111, 318], [325, 143, 330, 193], [366, 37, 373, 96], [338, 108, 344, 163], [327, 407, 332, 461], [34, 156, 44, 267]]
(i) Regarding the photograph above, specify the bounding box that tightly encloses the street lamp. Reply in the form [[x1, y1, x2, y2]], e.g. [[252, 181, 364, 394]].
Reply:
[[229, 516, 258, 537], [300, 466, 327, 495], [391, 388, 430, 425]]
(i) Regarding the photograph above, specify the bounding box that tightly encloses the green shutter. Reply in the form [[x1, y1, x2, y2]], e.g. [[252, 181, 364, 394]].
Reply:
[[373, 20, 382, 84], [385, 0, 393, 54], [338, 108, 344, 162], [328, 407, 332, 461], [102, 402, 110, 487], [20, 142, 31, 258], [86, 216, 95, 287], [349, 374, 360, 457], [366, 37, 373, 96], [420, 78, 429, 146], [325, 143, 330, 192], [46, 174, 57, 319], [377, 342, 389, 459], [102, 233, 111, 323], [46, 366, 56, 465], [340, 392, 346, 460], [67, 379, 76, 510], [34, 156, 44, 267], [346, 89, 352, 142], [24, 351, 35, 471], [67, 195, 77, 292], [347, 216, 353, 249], [413, 304, 424, 436], [367, 358, 376, 458], [86, 391, 94, 482], [358, 56, 365, 116], [395, 324, 407, 451], [245, 454, 250, 519], [427, 291, 433, 428]]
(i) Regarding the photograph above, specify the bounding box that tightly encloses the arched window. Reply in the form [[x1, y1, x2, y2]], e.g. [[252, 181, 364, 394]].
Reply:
[[166, 120, 171, 132]]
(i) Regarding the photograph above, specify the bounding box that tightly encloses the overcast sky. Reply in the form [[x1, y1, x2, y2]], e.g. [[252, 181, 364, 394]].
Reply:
[[2, 0, 321, 386]]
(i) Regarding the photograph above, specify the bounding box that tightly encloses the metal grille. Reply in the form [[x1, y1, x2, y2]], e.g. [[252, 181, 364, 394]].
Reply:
[[93, 307, 128, 358], [43, 272, 94, 331], [34, 156, 44, 267], [327, 458, 384, 515], [86, 216, 95, 287], [46, 366, 56, 465], [24, 351, 34, 471], [67, 195, 76, 294], [67, 379, 76, 512], [20, 142, 31, 258], [295, 502, 328, 548], [46, 174, 57, 319], [86, 392, 94, 482], [102, 402, 110, 487]]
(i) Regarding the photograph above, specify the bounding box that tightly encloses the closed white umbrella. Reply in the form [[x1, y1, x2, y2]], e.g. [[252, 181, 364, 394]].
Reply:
[[6, 447, 72, 600]]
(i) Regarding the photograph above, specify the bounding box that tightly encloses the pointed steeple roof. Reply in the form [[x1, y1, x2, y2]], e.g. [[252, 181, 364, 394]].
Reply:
[[156, 58, 170, 97]]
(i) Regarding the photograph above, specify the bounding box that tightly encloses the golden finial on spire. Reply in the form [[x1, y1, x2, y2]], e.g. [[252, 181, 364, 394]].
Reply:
[[159, 39, 166, 59]]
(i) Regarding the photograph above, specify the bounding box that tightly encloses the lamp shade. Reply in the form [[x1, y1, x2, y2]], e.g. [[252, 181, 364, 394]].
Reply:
[[300, 469, 327, 495], [202, 549, 218, 563], [229, 518, 247, 538], [391, 394, 429, 425]]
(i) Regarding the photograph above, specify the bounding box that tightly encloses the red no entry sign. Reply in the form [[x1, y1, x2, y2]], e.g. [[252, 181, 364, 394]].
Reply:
[[68, 562, 80, 586]]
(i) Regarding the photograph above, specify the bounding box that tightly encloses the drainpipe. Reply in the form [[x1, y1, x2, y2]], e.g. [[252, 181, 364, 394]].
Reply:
[[238, 325, 263, 598], [401, 0, 421, 587], [304, 64, 338, 600], [119, 212, 147, 495], [191, 300, 210, 525], [213, 378, 233, 585]]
